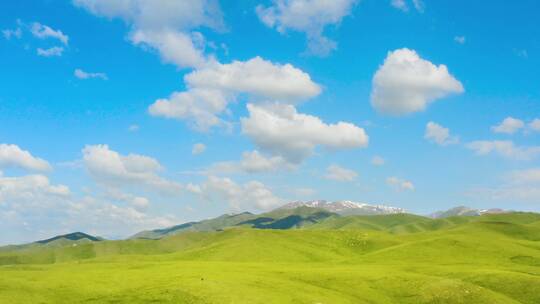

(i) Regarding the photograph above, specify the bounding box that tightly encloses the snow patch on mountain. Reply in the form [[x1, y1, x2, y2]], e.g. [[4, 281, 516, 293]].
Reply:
[[278, 200, 406, 215]]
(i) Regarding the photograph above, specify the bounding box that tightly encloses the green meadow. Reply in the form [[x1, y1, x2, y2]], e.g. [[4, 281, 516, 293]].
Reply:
[[1, 212, 540, 303]]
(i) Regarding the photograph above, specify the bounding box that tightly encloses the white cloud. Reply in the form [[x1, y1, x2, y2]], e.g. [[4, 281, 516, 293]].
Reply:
[[424, 121, 459, 146], [209, 150, 293, 174], [74, 0, 223, 69], [189, 176, 285, 211], [0, 144, 51, 172], [509, 168, 540, 184], [128, 124, 140, 132], [371, 48, 464, 115], [390, 0, 424, 12], [325, 164, 358, 182], [185, 57, 321, 102], [149, 57, 321, 131], [74, 68, 108, 80], [101, 189, 150, 209], [386, 176, 415, 191], [454, 36, 466, 44], [0, 175, 69, 205], [148, 88, 228, 131], [241, 103, 368, 163], [82, 144, 182, 194], [467, 168, 540, 203], [491, 117, 524, 134], [529, 119, 540, 132], [65, 195, 176, 238], [2, 27, 22, 39], [192, 143, 206, 155], [30, 22, 69, 45], [391, 0, 408, 11], [256, 0, 358, 56], [412, 0, 424, 12], [130, 29, 208, 68], [371, 155, 385, 166], [0, 176, 176, 245], [466, 140, 540, 161], [37, 46, 64, 57]]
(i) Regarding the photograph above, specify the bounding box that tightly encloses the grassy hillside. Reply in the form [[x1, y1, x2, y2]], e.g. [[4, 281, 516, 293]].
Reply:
[[1, 212, 539, 303]]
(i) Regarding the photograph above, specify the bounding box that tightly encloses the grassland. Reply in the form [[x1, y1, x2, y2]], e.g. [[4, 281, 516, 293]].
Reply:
[[1, 212, 540, 303]]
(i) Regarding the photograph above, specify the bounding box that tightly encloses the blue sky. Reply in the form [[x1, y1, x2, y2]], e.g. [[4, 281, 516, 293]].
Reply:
[[1, 0, 539, 244]]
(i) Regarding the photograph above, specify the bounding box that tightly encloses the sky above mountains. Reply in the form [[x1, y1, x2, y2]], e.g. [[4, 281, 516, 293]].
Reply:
[[1, 0, 539, 245]]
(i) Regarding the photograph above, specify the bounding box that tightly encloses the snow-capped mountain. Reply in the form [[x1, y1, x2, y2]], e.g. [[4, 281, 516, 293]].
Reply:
[[278, 200, 406, 215], [430, 206, 511, 218]]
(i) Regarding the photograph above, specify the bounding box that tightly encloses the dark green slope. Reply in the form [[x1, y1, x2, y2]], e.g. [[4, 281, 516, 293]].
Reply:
[[237, 206, 337, 229]]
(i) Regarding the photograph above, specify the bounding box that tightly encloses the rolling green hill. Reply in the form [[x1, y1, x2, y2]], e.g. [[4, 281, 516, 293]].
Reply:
[[1, 212, 539, 303]]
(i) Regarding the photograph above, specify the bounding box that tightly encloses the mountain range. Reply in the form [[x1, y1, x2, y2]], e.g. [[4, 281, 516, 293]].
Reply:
[[279, 200, 406, 215], [429, 206, 511, 218], [3, 201, 515, 246]]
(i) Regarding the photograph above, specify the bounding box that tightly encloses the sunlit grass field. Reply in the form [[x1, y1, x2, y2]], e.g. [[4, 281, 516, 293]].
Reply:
[[1, 213, 540, 303]]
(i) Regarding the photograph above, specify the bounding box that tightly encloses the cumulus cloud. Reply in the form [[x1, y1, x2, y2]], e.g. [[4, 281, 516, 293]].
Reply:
[[0, 175, 69, 205], [30, 22, 69, 45], [325, 164, 358, 182], [128, 124, 140, 132], [192, 143, 206, 155], [189, 176, 285, 211], [82, 145, 182, 194], [256, 0, 358, 56], [371, 155, 385, 166], [0, 175, 176, 245], [241, 103, 368, 163], [185, 57, 321, 102], [130, 29, 208, 68], [209, 150, 293, 174], [424, 121, 459, 146], [467, 168, 540, 203], [2, 27, 22, 40], [101, 188, 150, 209], [148, 56, 321, 130], [391, 0, 424, 12], [466, 140, 540, 161], [74, 68, 108, 80], [148, 88, 228, 131], [74, 0, 223, 69], [371, 48, 464, 115], [0, 144, 51, 172], [386, 176, 415, 191], [509, 168, 540, 184], [37, 46, 64, 57], [412, 0, 424, 12], [454, 36, 466, 44], [391, 0, 408, 11], [529, 119, 540, 132], [491, 117, 524, 134]]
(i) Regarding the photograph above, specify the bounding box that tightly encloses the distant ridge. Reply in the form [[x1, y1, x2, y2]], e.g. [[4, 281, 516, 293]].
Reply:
[[279, 200, 406, 216], [36, 232, 102, 244], [430, 206, 512, 218], [130, 201, 405, 240]]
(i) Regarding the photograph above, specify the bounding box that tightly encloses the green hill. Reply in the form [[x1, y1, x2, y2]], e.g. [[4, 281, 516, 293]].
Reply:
[[1, 212, 540, 303]]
